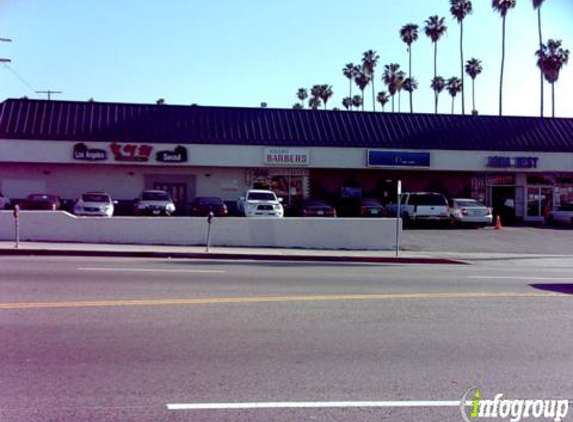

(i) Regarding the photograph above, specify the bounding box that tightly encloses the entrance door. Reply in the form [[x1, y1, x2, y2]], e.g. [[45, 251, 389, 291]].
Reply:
[[153, 182, 187, 215], [527, 186, 553, 219], [491, 186, 516, 225]]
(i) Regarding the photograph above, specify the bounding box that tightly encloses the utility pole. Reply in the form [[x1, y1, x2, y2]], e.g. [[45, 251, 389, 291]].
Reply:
[[36, 90, 63, 100]]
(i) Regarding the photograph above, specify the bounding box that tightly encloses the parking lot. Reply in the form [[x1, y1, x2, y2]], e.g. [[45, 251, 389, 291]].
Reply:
[[401, 225, 573, 255]]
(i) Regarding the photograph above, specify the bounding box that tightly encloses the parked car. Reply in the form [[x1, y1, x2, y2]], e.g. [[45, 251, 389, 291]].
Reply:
[[0, 192, 10, 209], [300, 199, 337, 217], [387, 192, 450, 225], [238, 189, 284, 217], [546, 202, 573, 225], [357, 198, 387, 217], [189, 196, 228, 217], [448, 198, 493, 227], [134, 190, 176, 216], [73, 192, 116, 217], [19, 193, 61, 210]]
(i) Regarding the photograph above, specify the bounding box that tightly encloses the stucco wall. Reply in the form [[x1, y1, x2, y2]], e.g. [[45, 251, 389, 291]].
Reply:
[[0, 211, 401, 250]]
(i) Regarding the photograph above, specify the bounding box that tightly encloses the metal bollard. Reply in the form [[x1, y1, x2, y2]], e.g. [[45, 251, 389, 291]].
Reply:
[[13, 204, 20, 249], [205, 211, 214, 252]]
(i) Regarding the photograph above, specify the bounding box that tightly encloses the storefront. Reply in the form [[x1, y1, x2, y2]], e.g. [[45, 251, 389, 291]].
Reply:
[[1, 98, 572, 222]]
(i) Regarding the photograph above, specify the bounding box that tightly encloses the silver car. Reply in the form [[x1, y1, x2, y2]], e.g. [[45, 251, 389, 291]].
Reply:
[[448, 198, 493, 227], [74, 192, 115, 217]]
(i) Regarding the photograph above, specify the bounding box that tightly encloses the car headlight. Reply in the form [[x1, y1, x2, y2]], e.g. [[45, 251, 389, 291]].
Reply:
[[166, 203, 175, 211], [273, 204, 282, 210]]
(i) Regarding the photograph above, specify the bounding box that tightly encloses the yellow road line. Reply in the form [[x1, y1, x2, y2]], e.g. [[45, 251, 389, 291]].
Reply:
[[0, 292, 566, 310]]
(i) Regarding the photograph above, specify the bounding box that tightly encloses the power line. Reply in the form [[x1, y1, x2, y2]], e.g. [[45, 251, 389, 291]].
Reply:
[[2, 63, 37, 94]]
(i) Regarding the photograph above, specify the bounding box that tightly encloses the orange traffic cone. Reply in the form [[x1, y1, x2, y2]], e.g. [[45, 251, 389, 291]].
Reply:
[[495, 215, 503, 230]]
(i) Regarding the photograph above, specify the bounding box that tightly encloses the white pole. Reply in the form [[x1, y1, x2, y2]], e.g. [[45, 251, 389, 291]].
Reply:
[[395, 181, 401, 257]]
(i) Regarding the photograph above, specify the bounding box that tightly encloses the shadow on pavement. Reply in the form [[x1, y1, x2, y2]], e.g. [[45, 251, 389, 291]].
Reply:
[[530, 284, 573, 295]]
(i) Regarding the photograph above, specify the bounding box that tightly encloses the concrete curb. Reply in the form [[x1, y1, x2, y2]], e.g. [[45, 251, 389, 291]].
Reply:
[[0, 248, 469, 265]]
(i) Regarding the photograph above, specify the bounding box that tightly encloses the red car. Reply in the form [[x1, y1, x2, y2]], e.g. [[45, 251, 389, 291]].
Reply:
[[19, 193, 61, 210], [300, 199, 337, 217]]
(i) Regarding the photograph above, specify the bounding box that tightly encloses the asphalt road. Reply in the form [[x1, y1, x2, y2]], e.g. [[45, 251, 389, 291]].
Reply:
[[1, 256, 572, 422]]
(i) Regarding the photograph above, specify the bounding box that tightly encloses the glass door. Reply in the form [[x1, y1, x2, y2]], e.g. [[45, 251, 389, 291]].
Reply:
[[527, 186, 553, 219]]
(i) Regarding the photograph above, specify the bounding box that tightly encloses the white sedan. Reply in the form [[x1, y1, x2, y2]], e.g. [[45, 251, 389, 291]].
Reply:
[[547, 203, 573, 225], [448, 198, 493, 227]]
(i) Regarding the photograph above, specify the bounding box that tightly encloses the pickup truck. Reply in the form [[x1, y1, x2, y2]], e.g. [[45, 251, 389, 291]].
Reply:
[[386, 192, 450, 225], [238, 189, 284, 217]]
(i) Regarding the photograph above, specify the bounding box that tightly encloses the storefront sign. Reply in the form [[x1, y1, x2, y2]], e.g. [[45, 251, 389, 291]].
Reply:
[[264, 148, 309, 166], [156, 146, 188, 163], [110, 142, 153, 162], [486, 156, 539, 169], [73, 143, 107, 161], [367, 150, 430, 167]]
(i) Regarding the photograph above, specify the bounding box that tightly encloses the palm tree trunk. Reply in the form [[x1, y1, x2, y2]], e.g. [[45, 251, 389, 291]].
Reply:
[[434, 42, 438, 114], [499, 16, 506, 116], [392, 95, 395, 113], [472, 77, 476, 113], [451, 96, 454, 114], [409, 46, 413, 113], [372, 76, 376, 112], [460, 21, 465, 115], [349, 79, 352, 101], [538, 8, 544, 117], [361, 90, 365, 111], [552, 82, 555, 118]]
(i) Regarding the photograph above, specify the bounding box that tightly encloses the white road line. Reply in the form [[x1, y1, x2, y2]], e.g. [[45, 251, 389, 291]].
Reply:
[[167, 400, 471, 410], [468, 276, 571, 280], [78, 267, 225, 274]]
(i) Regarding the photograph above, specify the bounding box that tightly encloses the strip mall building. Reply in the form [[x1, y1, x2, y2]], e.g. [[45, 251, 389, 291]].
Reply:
[[1, 98, 573, 222]]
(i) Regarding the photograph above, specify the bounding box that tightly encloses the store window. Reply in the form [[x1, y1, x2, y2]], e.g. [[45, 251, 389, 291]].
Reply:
[[555, 177, 573, 208]]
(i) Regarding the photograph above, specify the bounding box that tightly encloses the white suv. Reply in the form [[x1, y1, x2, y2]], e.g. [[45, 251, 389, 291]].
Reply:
[[388, 192, 450, 225], [238, 190, 284, 217]]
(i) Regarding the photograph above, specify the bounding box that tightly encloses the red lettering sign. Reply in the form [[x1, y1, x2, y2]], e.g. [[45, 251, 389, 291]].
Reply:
[[110, 143, 153, 162]]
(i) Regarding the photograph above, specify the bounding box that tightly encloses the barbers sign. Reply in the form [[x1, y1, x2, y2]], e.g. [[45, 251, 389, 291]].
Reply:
[[264, 148, 309, 166]]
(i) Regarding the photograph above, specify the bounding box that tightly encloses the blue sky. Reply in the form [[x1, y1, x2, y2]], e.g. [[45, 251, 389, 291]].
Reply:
[[1, 0, 572, 117]]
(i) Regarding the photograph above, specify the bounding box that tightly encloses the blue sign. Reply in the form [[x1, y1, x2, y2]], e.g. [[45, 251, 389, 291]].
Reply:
[[486, 156, 538, 169], [367, 150, 431, 167]]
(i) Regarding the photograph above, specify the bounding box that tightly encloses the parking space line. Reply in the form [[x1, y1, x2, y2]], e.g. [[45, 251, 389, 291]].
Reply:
[[468, 276, 572, 280]]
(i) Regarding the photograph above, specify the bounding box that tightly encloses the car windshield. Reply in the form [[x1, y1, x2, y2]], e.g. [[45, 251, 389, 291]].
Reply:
[[304, 200, 328, 207], [28, 194, 57, 202], [411, 194, 447, 206], [142, 191, 170, 201], [82, 194, 111, 203], [455, 200, 483, 208], [197, 197, 223, 205], [247, 192, 276, 201], [361, 199, 381, 206]]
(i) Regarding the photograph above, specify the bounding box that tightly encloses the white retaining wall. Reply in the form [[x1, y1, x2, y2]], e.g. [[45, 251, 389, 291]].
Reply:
[[0, 211, 401, 250]]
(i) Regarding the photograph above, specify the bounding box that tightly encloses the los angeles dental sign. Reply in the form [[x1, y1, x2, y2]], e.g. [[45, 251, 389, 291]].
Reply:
[[264, 148, 309, 166]]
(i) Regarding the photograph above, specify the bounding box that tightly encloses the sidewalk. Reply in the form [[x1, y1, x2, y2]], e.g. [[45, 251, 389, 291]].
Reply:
[[0, 241, 468, 264], [2, 240, 573, 267]]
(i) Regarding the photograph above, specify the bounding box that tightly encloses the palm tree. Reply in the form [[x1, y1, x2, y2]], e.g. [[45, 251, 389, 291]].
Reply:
[[354, 66, 370, 111], [400, 23, 419, 114], [292, 103, 303, 110], [342, 97, 353, 110], [492, 0, 517, 116], [465, 58, 483, 114], [308, 96, 322, 110], [430, 76, 446, 113], [450, 0, 473, 115], [351, 95, 363, 110], [536, 39, 570, 117], [424, 15, 447, 113], [376, 91, 390, 111], [382, 63, 405, 112], [402, 78, 419, 113], [446, 76, 463, 114], [532, 0, 547, 117], [319, 84, 334, 109], [296, 88, 308, 108], [362, 50, 380, 111], [343, 63, 358, 100]]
